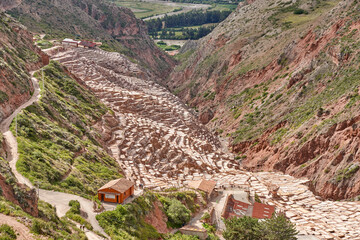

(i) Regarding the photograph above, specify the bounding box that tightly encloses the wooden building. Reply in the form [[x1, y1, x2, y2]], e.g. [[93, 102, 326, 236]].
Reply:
[[98, 178, 135, 204]]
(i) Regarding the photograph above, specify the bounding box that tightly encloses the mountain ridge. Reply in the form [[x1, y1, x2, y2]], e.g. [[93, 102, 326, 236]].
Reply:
[[168, 0, 360, 200]]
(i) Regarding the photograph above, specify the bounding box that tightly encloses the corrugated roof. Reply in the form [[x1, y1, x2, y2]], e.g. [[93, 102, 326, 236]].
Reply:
[[79, 41, 96, 48], [98, 178, 135, 193], [62, 38, 79, 43], [197, 179, 216, 194]]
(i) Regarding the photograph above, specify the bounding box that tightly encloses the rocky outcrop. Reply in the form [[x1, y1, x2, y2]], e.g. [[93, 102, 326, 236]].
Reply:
[[199, 108, 214, 125], [0, 0, 20, 11], [0, 174, 38, 217], [144, 201, 170, 234]]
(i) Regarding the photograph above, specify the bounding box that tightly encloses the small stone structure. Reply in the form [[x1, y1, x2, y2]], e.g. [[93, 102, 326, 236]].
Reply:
[[188, 179, 217, 199], [180, 225, 208, 240]]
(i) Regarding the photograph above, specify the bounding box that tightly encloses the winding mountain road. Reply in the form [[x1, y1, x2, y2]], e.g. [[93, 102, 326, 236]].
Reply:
[[0, 71, 106, 239]]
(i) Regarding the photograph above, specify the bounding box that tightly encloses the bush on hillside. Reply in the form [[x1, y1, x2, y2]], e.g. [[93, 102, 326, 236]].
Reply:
[[223, 214, 298, 240], [0, 224, 17, 240], [293, 8, 308, 14], [166, 199, 191, 227]]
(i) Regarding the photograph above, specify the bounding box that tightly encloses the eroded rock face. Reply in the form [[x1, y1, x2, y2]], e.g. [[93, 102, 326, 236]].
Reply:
[[0, 175, 38, 216], [199, 109, 214, 125], [144, 201, 170, 234], [50, 47, 360, 240], [166, 0, 360, 200], [0, 0, 20, 11], [0, 13, 46, 123]]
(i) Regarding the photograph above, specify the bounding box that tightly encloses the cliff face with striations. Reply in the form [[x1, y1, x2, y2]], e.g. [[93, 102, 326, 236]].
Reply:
[[0, 13, 48, 123], [168, 0, 360, 200], [0, 13, 43, 216], [6, 0, 175, 78]]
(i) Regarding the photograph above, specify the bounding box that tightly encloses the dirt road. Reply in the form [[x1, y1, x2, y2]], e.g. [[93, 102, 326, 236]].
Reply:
[[1, 75, 40, 188], [38, 190, 104, 233], [0, 214, 35, 240], [0, 71, 107, 239]]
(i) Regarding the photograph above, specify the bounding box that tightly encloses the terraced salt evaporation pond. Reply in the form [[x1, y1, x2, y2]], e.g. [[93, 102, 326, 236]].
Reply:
[[51, 48, 360, 240]]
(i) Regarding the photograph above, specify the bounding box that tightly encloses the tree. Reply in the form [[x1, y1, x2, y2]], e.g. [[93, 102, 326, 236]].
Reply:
[[167, 233, 199, 240], [262, 214, 298, 240], [223, 215, 298, 240], [223, 216, 262, 240], [166, 199, 191, 227]]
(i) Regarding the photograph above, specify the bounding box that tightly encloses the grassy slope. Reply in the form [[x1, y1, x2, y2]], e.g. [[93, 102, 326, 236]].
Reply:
[[167, 0, 360, 199], [225, 1, 360, 143], [171, 0, 359, 143], [12, 61, 122, 198]]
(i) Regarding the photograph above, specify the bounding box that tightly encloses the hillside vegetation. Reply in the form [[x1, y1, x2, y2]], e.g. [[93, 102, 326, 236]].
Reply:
[[97, 190, 204, 239], [0, 12, 44, 122], [12, 61, 122, 197], [168, 0, 360, 199], [0, 197, 87, 239]]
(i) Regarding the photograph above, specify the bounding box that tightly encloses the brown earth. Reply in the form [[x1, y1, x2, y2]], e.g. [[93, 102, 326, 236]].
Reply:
[[0, 214, 35, 240], [167, 0, 360, 199], [0, 13, 48, 123], [144, 201, 171, 234]]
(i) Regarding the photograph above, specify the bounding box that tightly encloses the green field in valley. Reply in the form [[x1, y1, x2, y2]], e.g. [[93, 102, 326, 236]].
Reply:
[[108, 0, 182, 19]]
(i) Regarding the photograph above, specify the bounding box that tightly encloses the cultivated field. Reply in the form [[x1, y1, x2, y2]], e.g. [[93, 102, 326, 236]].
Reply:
[[108, 0, 211, 19]]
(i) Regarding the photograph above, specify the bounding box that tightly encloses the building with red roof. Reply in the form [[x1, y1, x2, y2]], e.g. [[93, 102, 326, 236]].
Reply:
[[79, 40, 96, 49], [222, 193, 275, 220]]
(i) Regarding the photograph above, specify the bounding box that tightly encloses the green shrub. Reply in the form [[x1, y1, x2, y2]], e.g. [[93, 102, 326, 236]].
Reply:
[[223, 214, 298, 240], [201, 212, 210, 221], [0, 224, 17, 240], [166, 199, 191, 228], [68, 200, 81, 214], [14, 62, 121, 197], [293, 8, 307, 14], [31, 219, 44, 234]]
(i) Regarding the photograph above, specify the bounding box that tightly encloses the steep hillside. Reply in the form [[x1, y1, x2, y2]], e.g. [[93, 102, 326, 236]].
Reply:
[[0, 1, 20, 11], [13, 61, 122, 197], [0, 12, 47, 123], [168, 0, 360, 199], [7, 0, 175, 78], [0, 13, 47, 216]]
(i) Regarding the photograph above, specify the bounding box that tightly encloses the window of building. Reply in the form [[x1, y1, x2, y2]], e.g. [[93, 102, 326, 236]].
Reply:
[[105, 194, 116, 199]]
